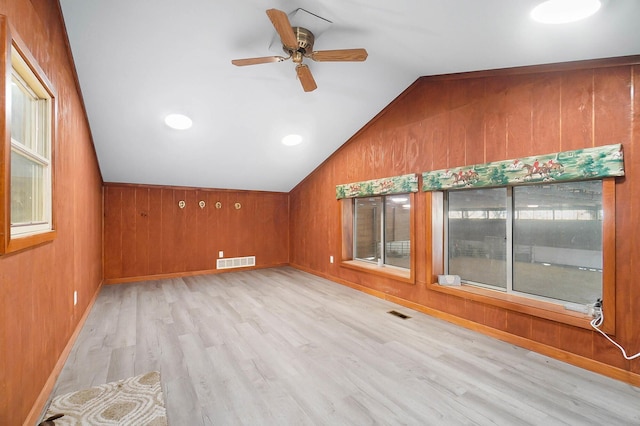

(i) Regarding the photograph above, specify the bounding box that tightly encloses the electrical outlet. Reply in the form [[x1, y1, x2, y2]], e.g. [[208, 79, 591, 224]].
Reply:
[[330, 256, 334, 263], [219, 251, 224, 258], [73, 291, 78, 306]]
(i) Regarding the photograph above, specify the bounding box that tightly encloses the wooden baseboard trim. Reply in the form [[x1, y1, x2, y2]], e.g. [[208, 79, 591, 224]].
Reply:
[[23, 280, 104, 426], [104, 263, 290, 285], [290, 263, 640, 388]]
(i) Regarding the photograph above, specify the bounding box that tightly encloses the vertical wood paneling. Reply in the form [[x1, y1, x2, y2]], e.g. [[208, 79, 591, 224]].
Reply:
[[561, 70, 593, 150], [104, 186, 122, 278], [103, 185, 289, 280], [406, 124, 427, 173], [429, 116, 450, 170], [206, 191, 221, 266], [192, 190, 209, 271], [160, 188, 175, 273], [593, 66, 632, 147], [135, 188, 150, 277], [593, 326, 629, 370], [505, 311, 532, 340], [219, 191, 234, 257], [484, 305, 507, 330], [257, 193, 289, 266], [450, 78, 485, 165], [531, 317, 559, 348], [390, 128, 406, 176], [627, 65, 640, 374], [411, 80, 446, 171], [465, 300, 486, 324], [484, 78, 509, 162], [181, 189, 196, 271], [558, 324, 593, 359], [0, 2, 104, 424], [531, 74, 561, 155], [505, 75, 534, 159], [175, 189, 189, 273], [147, 188, 163, 275], [289, 59, 640, 385], [121, 186, 138, 278]]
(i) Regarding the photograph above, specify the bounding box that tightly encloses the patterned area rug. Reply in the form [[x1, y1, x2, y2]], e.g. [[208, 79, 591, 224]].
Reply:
[[43, 371, 167, 425]]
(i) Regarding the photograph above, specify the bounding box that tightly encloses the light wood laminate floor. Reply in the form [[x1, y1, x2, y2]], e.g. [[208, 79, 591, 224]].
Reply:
[[49, 267, 640, 425]]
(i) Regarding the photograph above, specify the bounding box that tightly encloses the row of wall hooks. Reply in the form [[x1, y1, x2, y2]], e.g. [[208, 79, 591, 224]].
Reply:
[[178, 200, 241, 209]]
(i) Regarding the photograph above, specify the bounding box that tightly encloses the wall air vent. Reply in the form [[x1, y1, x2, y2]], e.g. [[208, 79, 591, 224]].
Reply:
[[216, 256, 256, 270]]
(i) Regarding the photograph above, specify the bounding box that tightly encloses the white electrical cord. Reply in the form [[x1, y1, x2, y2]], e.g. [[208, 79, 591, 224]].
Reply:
[[591, 303, 640, 360]]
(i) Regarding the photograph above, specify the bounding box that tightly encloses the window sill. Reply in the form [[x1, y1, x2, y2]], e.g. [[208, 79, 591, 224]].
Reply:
[[426, 281, 594, 330], [341, 260, 414, 284], [2, 230, 56, 255]]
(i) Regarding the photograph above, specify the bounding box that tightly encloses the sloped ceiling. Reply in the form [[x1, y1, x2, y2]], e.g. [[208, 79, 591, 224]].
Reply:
[[59, 0, 640, 192]]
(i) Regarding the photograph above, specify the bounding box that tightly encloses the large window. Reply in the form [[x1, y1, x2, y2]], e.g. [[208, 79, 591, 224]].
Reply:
[[354, 195, 411, 269], [1, 22, 56, 254], [446, 180, 603, 306]]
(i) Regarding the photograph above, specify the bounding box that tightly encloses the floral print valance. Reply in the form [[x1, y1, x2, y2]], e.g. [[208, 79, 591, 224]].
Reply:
[[336, 174, 418, 199], [422, 143, 624, 192]]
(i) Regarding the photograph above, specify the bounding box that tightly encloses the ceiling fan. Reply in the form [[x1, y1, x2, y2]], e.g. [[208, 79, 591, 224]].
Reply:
[[231, 8, 368, 92]]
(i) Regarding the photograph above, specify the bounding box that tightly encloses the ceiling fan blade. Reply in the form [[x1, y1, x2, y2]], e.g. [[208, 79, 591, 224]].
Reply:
[[296, 64, 317, 92], [231, 56, 288, 66], [309, 48, 368, 62], [266, 9, 298, 50]]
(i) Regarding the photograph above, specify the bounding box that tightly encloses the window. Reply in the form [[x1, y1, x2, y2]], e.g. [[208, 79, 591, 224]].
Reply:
[[446, 180, 604, 306], [1, 22, 56, 254], [337, 174, 417, 282], [354, 194, 411, 269]]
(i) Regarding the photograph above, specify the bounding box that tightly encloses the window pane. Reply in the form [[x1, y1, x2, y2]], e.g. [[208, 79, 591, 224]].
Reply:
[[354, 197, 381, 262], [448, 188, 507, 288], [11, 75, 34, 149], [11, 152, 44, 225], [513, 181, 602, 304], [385, 195, 410, 268]]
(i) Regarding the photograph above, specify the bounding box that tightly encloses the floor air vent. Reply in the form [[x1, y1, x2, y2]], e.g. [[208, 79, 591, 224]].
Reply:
[[388, 310, 411, 320], [216, 256, 256, 270]]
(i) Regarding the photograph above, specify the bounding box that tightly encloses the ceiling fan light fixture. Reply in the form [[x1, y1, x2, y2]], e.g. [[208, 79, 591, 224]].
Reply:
[[164, 113, 193, 130], [282, 134, 303, 146], [531, 0, 601, 24]]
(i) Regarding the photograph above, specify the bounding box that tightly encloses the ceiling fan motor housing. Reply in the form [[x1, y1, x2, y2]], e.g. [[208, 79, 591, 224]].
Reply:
[[286, 27, 315, 56]]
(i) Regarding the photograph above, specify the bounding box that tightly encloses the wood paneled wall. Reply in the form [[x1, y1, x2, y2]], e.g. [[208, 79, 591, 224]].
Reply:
[[103, 184, 289, 281], [0, 1, 103, 425], [290, 58, 640, 382]]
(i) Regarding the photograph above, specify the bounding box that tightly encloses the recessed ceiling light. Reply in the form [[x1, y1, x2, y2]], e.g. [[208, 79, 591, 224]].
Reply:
[[282, 134, 303, 146], [164, 113, 192, 130], [531, 0, 601, 24]]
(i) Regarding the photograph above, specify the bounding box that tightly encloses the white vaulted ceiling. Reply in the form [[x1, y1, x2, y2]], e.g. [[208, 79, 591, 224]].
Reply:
[[59, 0, 640, 192]]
